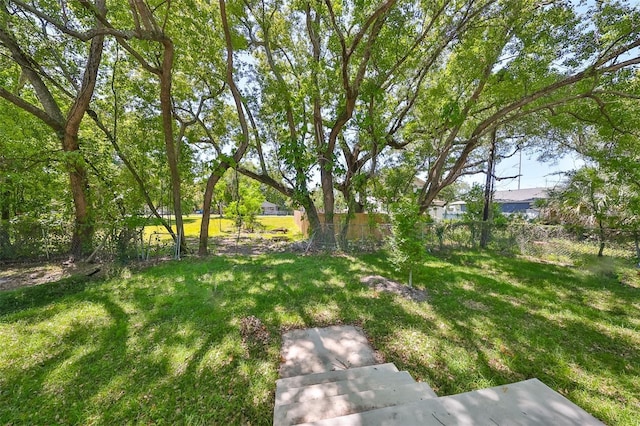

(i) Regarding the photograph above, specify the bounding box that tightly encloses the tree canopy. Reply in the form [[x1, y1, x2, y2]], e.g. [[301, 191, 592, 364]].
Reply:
[[1, 0, 639, 258]]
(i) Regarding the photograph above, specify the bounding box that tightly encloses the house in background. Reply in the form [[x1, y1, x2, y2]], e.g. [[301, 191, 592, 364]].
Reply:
[[436, 188, 551, 221], [426, 200, 447, 221], [494, 187, 550, 219], [412, 177, 449, 220], [261, 201, 279, 215], [443, 200, 467, 220]]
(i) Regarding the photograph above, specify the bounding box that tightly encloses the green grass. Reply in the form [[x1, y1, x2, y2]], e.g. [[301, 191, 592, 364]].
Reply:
[[1, 251, 638, 424], [144, 215, 302, 242]]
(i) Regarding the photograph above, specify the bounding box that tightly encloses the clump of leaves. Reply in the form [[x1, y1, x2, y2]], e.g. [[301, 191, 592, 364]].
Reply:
[[239, 315, 270, 346]]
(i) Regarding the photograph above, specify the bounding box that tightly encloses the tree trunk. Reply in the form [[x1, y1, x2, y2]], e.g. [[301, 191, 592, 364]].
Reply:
[[64, 118, 94, 259], [159, 38, 186, 253], [198, 0, 251, 255], [305, 3, 335, 248], [480, 129, 497, 248], [598, 240, 605, 257], [63, 9, 106, 258], [64, 133, 93, 257], [320, 165, 337, 247], [339, 214, 351, 250], [1, 182, 10, 220], [199, 170, 224, 255], [338, 214, 350, 250], [338, 190, 359, 250], [304, 197, 323, 243]]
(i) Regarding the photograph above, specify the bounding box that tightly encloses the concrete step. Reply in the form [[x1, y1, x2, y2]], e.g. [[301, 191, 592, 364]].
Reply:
[[293, 398, 446, 426], [276, 363, 398, 391], [274, 382, 438, 425], [279, 326, 380, 378], [295, 379, 606, 426], [433, 378, 606, 426], [276, 370, 415, 405]]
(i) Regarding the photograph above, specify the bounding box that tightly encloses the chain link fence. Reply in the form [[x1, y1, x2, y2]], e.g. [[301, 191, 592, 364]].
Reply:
[[0, 217, 72, 261], [3, 215, 638, 265], [508, 224, 639, 263], [0, 217, 174, 263], [303, 221, 640, 263]]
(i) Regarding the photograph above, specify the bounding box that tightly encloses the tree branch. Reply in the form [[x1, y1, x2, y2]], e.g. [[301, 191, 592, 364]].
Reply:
[[237, 168, 294, 197], [0, 87, 63, 132]]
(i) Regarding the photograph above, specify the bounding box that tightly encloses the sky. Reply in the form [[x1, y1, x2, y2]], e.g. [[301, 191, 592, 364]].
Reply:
[[463, 149, 586, 191]]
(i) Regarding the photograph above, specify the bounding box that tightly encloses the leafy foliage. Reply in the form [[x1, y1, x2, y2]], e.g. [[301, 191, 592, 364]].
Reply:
[[2, 0, 640, 257], [224, 174, 265, 232], [462, 183, 505, 224], [387, 199, 427, 286], [546, 166, 639, 256]]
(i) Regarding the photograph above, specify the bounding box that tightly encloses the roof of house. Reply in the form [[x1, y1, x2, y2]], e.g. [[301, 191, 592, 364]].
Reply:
[[493, 187, 549, 203], [261, 201, 278, 208], [413, 177, 426, 188]]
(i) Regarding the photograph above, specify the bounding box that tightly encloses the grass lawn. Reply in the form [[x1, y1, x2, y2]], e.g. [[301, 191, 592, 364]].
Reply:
[[144, 215, 302, 242], [1, 251, 638, 424]]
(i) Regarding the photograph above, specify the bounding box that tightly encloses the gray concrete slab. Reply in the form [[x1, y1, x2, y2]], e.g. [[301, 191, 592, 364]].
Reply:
[[274, 382, 438, 425], [276, 371, 416, 405], [279, 326, 379, 378], [435, 378, 606, 426], [276, 363, 399, 391], [297, 379, 605, 426]]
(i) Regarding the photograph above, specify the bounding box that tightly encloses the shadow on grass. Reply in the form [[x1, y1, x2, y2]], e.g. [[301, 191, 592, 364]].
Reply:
[[0, 275, 90, 316], [404, 251, 639, 424], [0, 251, 637, 424]]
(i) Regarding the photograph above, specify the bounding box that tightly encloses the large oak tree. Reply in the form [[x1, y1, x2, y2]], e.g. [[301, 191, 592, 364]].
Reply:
[[0, 0, 107, 256]]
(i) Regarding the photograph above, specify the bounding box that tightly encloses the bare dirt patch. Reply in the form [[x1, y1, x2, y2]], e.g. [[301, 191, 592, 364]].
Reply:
[[0, 262, 101, 292], [0, 238, 297, 292], [463, 299, 490, 311], [0, 237, 313, 292], [360, 275, 428, 302], [209, 236, 296, 256]]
